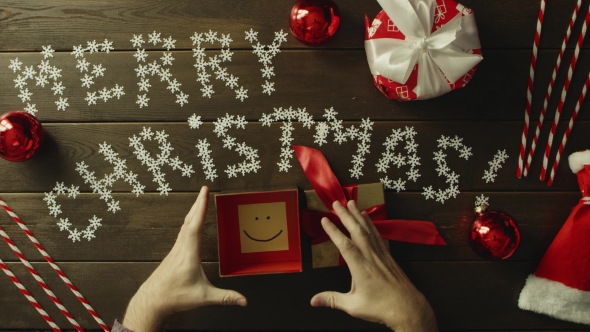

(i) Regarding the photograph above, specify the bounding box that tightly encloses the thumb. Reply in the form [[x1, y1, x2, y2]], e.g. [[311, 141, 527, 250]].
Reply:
[[205, 286, 248, 307], [311, 291, 349, 311]]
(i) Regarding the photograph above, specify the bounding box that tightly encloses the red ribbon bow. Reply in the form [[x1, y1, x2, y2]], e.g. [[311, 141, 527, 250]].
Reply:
[[294, 145, 447, 247]]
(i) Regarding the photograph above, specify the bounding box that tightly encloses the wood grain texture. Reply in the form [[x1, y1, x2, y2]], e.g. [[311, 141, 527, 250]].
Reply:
[[1, 0, 588, 330], [0, 0, 588, 51], [0, 192, 580, 263], [0, 262, 587, 330], [1, 48, 589, 122], [0, 121, 585, 193]]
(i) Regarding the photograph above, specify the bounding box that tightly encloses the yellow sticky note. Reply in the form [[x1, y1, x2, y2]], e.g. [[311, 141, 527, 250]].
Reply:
[[238, 202, 289, 253]]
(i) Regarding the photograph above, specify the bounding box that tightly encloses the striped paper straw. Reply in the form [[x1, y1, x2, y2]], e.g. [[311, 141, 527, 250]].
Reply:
[[0, 257, 61, 331], [0, 226, 82, 331], [517, 0, 547, 178], [523, 0, 583, 176], [0, 198, 110, 332], [541, 8, 590, 181], [548, 73, 590, 186]]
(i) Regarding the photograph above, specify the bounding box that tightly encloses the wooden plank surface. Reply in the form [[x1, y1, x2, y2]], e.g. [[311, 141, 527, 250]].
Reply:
[[1, 0, 588, 330], [1, 49, 589, 122], [0, 192, 579, 263], [0, 0, 588, 51], [0, 121, 584, 193], [0, 262, 587, 331]]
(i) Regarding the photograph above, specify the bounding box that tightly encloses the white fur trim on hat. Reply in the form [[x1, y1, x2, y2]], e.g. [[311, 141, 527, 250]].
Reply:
[[518, 274, 590, 325], [568, 150, 590, 174]]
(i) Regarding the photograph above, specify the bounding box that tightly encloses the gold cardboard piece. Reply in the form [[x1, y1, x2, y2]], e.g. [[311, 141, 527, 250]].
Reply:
[[305, 183, 386, 268]]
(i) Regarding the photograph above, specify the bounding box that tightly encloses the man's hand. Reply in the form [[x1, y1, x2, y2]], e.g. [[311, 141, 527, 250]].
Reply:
[[310, 200, 438, 332], [123, 186, 247, 332]]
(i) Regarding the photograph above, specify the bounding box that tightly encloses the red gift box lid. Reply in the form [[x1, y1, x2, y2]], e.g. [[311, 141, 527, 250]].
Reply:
[[215, 189, 302, 277]]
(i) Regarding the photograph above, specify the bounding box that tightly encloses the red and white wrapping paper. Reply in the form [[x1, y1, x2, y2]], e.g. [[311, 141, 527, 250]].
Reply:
[[365, 0, 483, 101]]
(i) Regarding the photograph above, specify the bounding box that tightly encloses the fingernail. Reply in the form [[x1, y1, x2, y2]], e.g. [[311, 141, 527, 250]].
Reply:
[[311, 296, 323, 307], [237, 298, 247, 306]]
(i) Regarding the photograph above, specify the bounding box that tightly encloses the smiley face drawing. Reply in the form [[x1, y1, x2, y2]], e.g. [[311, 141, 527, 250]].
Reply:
[[238, 202, 289, 253]]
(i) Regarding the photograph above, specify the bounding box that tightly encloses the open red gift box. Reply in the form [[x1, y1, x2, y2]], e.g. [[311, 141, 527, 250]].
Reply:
[[215, 189, 302, 277]]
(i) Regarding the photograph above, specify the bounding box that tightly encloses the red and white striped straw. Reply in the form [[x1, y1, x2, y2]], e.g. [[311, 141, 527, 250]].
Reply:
[[0, 226, 82, 331], [0, 198, 110, 332], [0, 257, 61, 331], [517, 0, 546, 178], [541, 8, 590, 181], [523, 0, 583, 176], [548, 73, 590, 186]]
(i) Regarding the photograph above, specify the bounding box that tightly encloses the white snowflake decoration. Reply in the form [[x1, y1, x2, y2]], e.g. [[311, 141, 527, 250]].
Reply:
[[482, 149, 509, 183], [55, 97, 69, 111], [40, 45, 55, 59], [9, 58, 23, 73], [188, 114, 203, 129], [195, 139, 218, 181], [318, 108, 373, 179], [129, 127, 195, 195], [67, 128, 194, 226], [11, 47, 74, 112], [191, 31, 248, 101], [24, 103, 38, 115], [132, 32, 188, 108], [475, 194, 489, 207], [262, 80, 275, 95], [204, 113, 261, 179], [423, 135, 472, 204], [246, 29, 288, 96], [377, 126, 421, 192], [259, 107, 316, 172], [45, 184, 104, 243], [72, 39, 125, 108]]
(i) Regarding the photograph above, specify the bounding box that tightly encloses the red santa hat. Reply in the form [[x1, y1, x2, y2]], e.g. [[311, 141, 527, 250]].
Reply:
[[518, 150, 590, 325]]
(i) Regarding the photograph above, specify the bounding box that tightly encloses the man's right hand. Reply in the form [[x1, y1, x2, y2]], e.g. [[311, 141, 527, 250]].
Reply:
[[310, 200, 438, 332]]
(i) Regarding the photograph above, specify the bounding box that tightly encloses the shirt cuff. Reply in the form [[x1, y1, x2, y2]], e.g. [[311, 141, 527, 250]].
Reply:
[[112, 320, 134, 332]]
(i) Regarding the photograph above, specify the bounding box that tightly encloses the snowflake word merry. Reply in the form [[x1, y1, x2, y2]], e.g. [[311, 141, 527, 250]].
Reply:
[[131, 32, 188, 108], [246, 28, 288, 96], [72, 40, 125, 107], [11, 45, 69, 114]]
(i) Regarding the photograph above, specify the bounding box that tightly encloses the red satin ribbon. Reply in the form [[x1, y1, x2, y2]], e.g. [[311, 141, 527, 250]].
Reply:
[[294, 145, 447, 248]]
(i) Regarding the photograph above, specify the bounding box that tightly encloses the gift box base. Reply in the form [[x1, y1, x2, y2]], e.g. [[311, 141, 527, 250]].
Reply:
[[215, 189, 302, 277]]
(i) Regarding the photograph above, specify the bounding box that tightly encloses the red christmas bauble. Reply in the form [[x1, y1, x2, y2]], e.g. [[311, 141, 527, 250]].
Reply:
[[289, 0, 341, 46], [0, 111, 44, 162], [469, 206, 520, 260]]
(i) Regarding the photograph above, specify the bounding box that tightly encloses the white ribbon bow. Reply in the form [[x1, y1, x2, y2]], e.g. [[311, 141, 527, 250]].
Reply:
[[366, 0, 483, 100]]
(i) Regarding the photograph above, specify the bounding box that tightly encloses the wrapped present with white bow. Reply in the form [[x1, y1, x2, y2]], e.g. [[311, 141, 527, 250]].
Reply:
[[365, 0, 483, 101]]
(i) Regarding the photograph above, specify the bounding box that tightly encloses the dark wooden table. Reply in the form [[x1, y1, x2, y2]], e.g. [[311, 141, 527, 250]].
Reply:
[[0, 0, 589, 330]]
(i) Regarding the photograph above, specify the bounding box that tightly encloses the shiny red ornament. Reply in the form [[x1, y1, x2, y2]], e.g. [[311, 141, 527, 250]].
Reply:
[[0, 111, 44, 162], [469, 205, 520, 260], [289, 0, 341, 46]]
